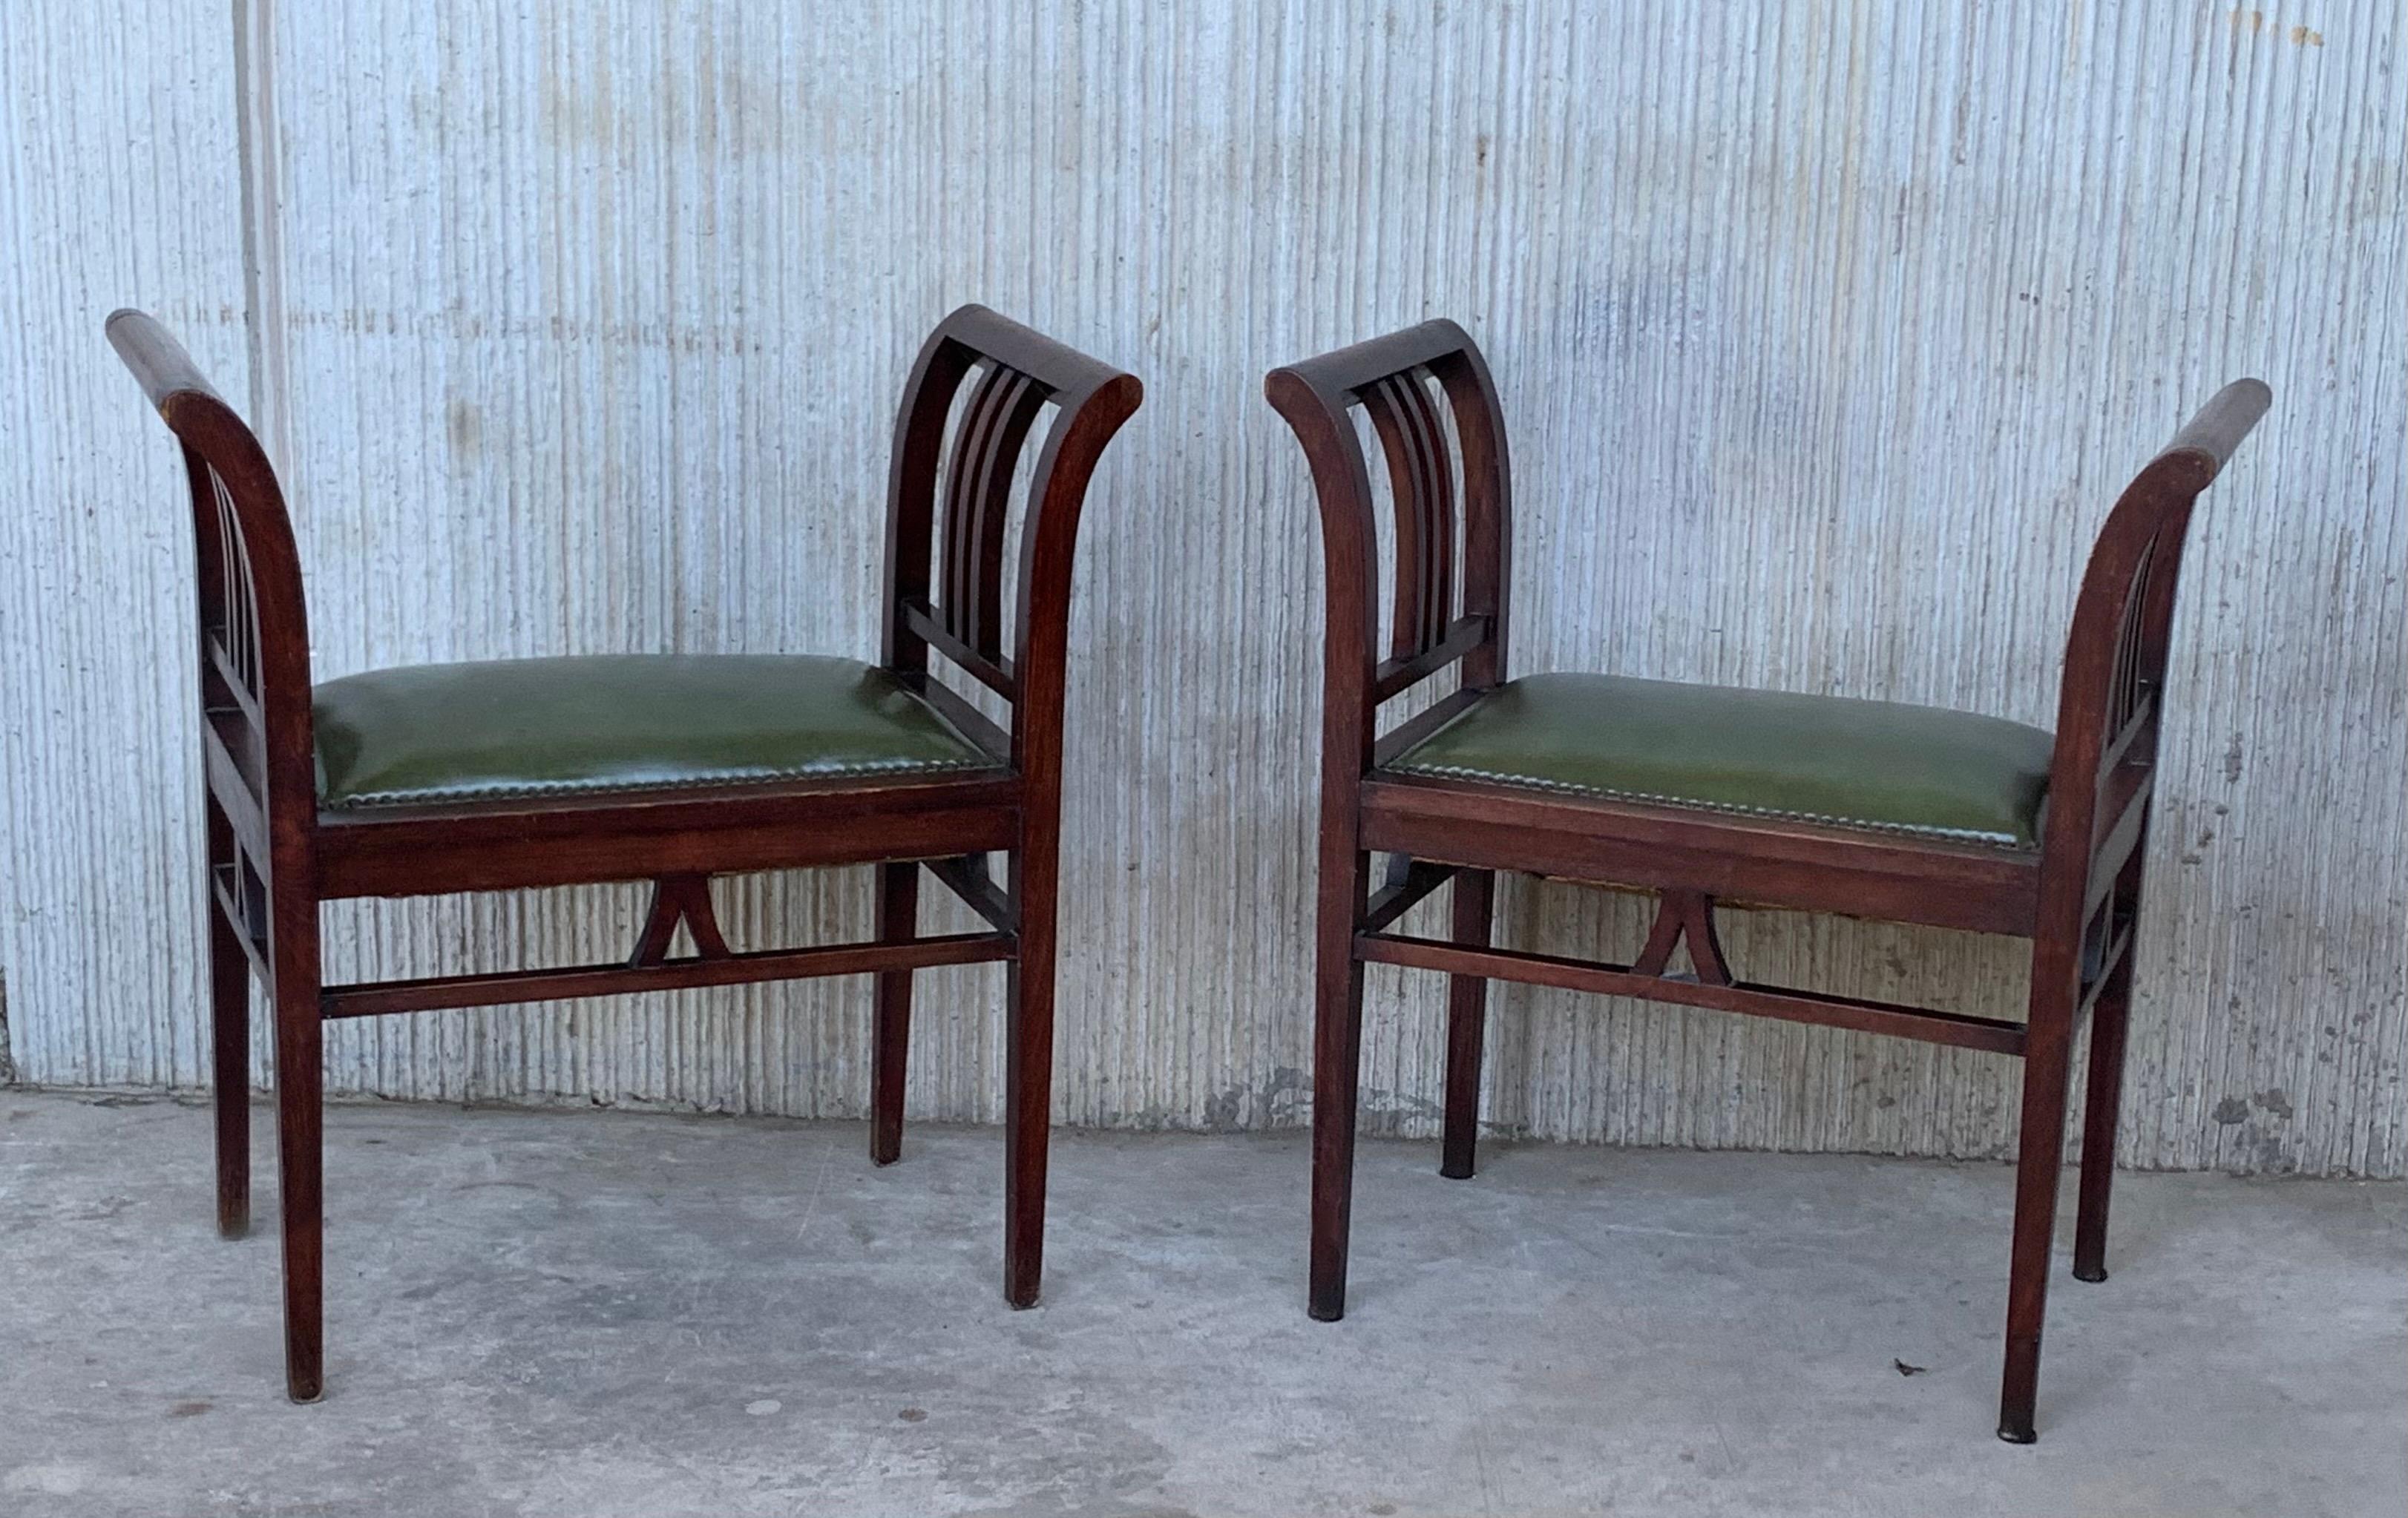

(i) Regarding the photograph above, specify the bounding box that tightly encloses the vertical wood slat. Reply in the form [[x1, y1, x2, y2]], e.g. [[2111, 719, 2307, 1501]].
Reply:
[[1362, 369, 1457, 660], [940, 362, 1015, 648], [939, 361, 1046, 663], [212, 472, 241, 682], [208, 467, 260, 697], [2096, 534, 2157, 761]]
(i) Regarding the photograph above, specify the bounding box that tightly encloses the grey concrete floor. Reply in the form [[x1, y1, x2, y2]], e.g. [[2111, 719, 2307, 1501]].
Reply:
[[1, 1091, 2401, 1517]]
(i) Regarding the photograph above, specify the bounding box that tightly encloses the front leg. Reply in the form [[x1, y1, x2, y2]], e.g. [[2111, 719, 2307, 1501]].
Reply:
[[1003, 839, 1057, 1309], [870, 861, 920, 1166], [1999, 959, 2079, 1443], [269, 903, 325, 1403], [1308, 846, 1373, 1321]]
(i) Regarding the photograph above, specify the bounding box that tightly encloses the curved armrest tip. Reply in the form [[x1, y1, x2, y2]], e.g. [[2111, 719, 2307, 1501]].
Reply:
[[1262, 367, 1316, 415], [2161, 378, 2273, 478]]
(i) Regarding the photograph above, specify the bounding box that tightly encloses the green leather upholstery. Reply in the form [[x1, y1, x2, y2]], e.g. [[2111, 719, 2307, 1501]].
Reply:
[[313, 654, 994, 809], [1387, 672, 2057, 848]]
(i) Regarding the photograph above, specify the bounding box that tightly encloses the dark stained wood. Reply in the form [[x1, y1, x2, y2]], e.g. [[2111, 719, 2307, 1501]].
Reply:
[[1358, 857, 1458, 934], [1362, 370, 1457, 657], [628, 874, 730, 965], [902, 598, 1020, 698], [1675, 892, 1729, 985], [1001, 827, 1058, 1309], [2073, 853, 2145, 1283], [943, 364, 1049, 662], [208, 867, 270, 983], [904, 672, 1013, 760], [1268, 317, 2268, 1443], [1308, 847, 1374, 1323], [204, 797, 251, 1239], [1991, 378, 2265, 1444], [1361, 774, 2044, 936], [870, 859, 919, 1166], [925, 852, 1019, 933], [315, 790, 1023, 899], [1268, 321, 1515, 1331], [322, 932, 1013, 1018], [2075, 915, 2137, 1023], [1360, 931, 2031, 1056], [271, 895, 324, 1402], [1630, 889, 1727, 984], [1368, 685, 1487, 769], [107, 303, 1140, 1400], [1439, 868, 1493, 1180], [1628, 889, 1690, 978], [1373, 614, 1491, 701]]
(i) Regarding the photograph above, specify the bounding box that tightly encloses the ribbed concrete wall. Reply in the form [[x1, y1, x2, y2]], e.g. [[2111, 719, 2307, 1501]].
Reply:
[[4, 2, 2401, 1174]]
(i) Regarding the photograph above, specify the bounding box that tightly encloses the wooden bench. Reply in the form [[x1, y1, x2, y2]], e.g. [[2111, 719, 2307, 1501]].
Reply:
[[109, 304, 1141, 1400], [1267, 318, 2267, 1442]]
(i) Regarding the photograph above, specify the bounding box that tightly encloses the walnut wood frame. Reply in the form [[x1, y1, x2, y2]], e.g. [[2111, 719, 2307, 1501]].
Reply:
[[1267, 319, 2268, 1444], [108, 303, 1141, 1402]]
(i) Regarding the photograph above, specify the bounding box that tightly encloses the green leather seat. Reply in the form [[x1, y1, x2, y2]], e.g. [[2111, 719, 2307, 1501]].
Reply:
[[312, 654, 994, 809], [1386, 672, 2057, 848]]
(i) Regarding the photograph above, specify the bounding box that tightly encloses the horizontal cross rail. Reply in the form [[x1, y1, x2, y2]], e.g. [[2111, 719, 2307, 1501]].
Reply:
[[2097, 691, 2159, 778], [1370, 686, 1486, 769], [323, 930, 1015, 1019], [209, 864, 270, 985], [927, 853, 1017, 931], [205, 636, 266, 731], [1356, 931, 2028, 1057], [2078, 919, 2137, 1023], [902, 598, 1018, 698], [1373, 614, 1491, 702], [1360, 858, 1459, 934], [200, 723, 272, 865], [904, 674, 1011, 763]]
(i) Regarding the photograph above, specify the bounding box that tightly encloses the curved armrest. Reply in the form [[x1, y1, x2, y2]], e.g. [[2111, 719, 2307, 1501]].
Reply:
[[2158, 378, 2271, 480], [935, 303, 1135, 406], [1270, 318, 1477, 401], [2039, 377, 2271, 931], [105, 308, 225, 412]]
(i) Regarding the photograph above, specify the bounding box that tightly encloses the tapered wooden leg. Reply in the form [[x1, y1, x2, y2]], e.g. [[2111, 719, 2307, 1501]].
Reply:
[[1309, 849, 1373, 1322], [1999, 966, 2078, 1444], [1440, 869, 1494, 1180], [209, 907, 252, 1237], [271, 913, 325, 1404], [870, 861, 919, 1166], [1003, 842, 1056, 1309], [2072, 950, 2136, 1284], [2074, 850, 2146, 1285], [206, 805, 252, 1238]]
